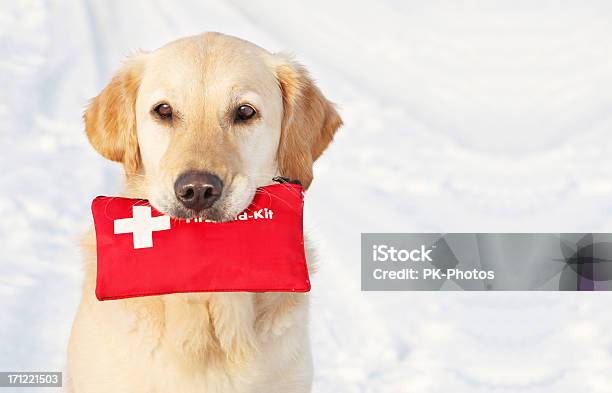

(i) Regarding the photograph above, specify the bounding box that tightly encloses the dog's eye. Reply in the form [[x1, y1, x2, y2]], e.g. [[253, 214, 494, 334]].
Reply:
[[153, 103, 173, 120], [235, 105, 256, 122]]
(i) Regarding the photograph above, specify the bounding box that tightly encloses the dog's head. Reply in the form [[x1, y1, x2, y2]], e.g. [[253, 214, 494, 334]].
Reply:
[[85, 32, 341, 221]]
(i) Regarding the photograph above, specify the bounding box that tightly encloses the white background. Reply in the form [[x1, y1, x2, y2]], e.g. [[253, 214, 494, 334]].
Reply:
[[2, 1, 612, 392]]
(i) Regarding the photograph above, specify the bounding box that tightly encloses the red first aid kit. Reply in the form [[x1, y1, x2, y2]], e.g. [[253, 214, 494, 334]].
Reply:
[[91, 181, 310, 300]]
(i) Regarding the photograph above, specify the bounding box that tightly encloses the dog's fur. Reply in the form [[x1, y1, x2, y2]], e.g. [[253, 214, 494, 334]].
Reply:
[[67, 32, 341, 393]]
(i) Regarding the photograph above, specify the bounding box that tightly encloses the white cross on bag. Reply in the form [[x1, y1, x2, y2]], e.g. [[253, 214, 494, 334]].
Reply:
[[113, 206, 171, 249]]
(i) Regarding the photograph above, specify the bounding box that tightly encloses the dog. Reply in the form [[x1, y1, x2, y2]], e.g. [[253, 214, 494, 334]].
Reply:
[[67, 32, 342, 393]]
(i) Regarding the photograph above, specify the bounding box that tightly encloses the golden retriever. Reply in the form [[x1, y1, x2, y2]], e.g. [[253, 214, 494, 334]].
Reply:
[[67, 32, 341, 393]]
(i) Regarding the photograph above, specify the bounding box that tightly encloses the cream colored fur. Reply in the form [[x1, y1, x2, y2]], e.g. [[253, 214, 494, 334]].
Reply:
[[67, 32, 341, 393]]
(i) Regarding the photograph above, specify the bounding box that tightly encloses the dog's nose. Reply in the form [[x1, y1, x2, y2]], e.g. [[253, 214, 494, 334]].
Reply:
[[174, 171, 223, 211]]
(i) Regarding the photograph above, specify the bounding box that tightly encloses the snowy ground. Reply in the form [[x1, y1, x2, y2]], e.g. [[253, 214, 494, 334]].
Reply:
[[2, 1, 612, 392]]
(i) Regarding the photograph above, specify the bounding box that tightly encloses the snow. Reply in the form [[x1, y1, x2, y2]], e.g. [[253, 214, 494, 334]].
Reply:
[[2, 1, 612, 392]]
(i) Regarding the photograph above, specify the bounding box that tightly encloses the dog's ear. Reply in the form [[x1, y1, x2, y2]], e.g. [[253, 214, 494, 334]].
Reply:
[[274, 55, 342, 189], [84, 53, 147, 175]]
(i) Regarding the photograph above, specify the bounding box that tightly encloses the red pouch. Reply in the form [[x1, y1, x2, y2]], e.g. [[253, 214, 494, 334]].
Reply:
[[91, 182, 310, 300]]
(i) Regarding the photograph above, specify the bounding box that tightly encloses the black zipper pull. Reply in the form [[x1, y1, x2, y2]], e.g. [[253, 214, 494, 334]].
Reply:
[[272, 176, 302, 186]]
